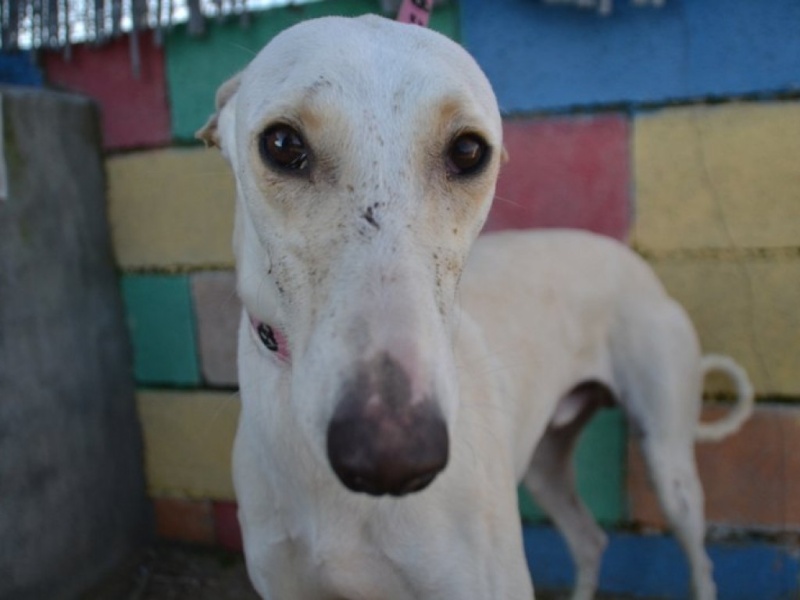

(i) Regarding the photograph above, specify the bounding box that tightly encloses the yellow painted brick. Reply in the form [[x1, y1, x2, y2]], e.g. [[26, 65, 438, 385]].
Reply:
[[633, 102, 800, 251], [138, 390, 240, 500], [107, 148, 235, 269], [650, 257, 800, 397]]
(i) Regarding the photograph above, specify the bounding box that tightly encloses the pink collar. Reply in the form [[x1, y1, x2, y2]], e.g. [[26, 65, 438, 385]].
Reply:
[[250, 316, 291, 363], [396, 0, 432, 26]]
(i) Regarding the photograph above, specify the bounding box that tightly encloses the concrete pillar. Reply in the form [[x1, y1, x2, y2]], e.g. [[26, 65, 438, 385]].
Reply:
[[0, 87, 150, 600]]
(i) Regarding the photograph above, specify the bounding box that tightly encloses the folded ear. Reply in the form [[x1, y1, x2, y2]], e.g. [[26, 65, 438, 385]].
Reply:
[[196, 73, 242, 149]]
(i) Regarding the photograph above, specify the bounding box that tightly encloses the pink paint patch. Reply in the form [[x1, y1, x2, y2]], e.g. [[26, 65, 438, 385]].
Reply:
[[485, 115, 630, 240], [213, 501, 244, 552], [43, 34, 171, 151], [396, 0, 432, 26]]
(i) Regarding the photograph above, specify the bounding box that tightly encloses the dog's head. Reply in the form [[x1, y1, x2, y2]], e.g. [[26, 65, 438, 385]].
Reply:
[[199, 15, 503, 497]]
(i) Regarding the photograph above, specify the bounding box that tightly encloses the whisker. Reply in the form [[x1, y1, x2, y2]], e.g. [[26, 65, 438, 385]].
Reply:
[[492, 193, 526, 209], [224, 41, 258, 58]]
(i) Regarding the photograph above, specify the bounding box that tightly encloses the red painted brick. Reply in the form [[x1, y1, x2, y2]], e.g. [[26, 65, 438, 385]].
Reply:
[[43, 34, 170, 150], [485, 115, 630, 239], [213, 501, 244, 552], [628, 404, 800, 530], [153, 497, 215, 545]]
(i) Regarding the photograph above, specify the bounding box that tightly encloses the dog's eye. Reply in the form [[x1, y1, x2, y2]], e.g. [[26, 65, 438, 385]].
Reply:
[[446, 133, 489, 177], [260, 124, 310, 173]]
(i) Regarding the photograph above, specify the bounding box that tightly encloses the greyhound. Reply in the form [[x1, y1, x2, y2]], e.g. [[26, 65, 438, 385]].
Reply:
[[197, 14, 753, 600]]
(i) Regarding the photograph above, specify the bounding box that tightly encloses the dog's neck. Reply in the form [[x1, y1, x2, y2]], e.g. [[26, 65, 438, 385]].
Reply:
[[249, 315, 291, 363]]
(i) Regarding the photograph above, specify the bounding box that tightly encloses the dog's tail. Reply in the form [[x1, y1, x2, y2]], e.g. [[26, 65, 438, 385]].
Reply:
[[695, 354, 755, 443]]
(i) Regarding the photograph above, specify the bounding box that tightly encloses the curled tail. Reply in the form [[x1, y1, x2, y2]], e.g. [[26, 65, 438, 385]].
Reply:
[[695, 354, 755, 443]]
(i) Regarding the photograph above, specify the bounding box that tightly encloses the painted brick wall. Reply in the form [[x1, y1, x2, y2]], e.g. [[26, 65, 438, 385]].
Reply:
[[460, 0, 800, 113], [43, 36, 171, 150], [41, 0, 800, 597], [0, 52, 43, 86]]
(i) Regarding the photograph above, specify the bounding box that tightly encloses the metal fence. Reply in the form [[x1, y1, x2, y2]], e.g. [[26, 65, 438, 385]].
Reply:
[[0, 0, 303, 50]]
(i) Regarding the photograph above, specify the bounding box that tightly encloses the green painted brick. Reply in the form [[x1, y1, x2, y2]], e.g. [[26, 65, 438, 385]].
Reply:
[[518, 485, 543, 523], [121, 275, 200, 386], [165, 1, 460, 140], [518, 408, 627, 525]]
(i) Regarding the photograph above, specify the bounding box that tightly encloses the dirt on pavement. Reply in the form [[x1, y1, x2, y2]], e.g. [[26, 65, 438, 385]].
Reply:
[[83, 543, 259, 600]]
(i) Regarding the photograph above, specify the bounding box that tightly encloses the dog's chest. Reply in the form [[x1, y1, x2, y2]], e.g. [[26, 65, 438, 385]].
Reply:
[[279, 519, 418, 599]]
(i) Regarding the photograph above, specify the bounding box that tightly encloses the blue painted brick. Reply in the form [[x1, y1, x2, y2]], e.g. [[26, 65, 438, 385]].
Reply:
[[0, 52, 43, 87], [461, 0, 800, 113], [523, 525, 800, 599]]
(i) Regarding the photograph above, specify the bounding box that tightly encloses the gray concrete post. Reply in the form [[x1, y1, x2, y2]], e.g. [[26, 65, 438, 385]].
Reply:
[[0, 87, 151, 600]]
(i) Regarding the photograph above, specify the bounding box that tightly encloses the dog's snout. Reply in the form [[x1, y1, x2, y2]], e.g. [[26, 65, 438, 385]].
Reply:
[[326, 354, 449, 496], [327, 402, 448, 496]]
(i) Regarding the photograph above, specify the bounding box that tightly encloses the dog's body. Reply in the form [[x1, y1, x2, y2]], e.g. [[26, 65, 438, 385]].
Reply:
[[199, 15, 753, 600]]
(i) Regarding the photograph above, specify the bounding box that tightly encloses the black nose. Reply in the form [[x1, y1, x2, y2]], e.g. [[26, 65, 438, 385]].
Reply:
[[326, 354, 449, 496]]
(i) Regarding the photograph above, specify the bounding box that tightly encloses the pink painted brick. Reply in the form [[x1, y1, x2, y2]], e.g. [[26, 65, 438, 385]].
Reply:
[[43, 34, 171, 150], [154, 497, 216, 545], [190, 271, 240, 387], [485, 115, 630, 239], [628, 404, 800, 530], [213, 501, 244, 552]]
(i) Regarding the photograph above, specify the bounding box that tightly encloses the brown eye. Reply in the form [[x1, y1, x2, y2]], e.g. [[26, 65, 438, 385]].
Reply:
[[446, 133, 489, 177], [259, 124, 310, 173]]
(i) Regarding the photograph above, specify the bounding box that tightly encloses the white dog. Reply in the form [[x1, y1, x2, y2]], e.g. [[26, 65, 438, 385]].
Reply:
[[198, 15, 753, 600]]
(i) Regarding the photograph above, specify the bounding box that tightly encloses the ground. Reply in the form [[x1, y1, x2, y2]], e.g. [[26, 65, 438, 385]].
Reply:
[[84, 542, 613, 600], [84, 543, 259, 600]]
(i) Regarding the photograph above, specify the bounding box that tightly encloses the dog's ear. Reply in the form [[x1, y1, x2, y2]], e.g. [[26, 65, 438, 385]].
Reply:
[[501, 146, 510, 164], [196, 73, 242, 149]]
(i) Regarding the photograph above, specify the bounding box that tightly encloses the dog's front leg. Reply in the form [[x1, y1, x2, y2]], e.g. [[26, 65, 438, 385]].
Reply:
[[233, 423, 313, 599]]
